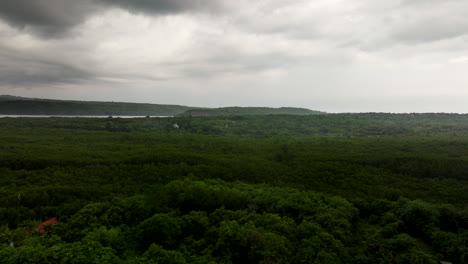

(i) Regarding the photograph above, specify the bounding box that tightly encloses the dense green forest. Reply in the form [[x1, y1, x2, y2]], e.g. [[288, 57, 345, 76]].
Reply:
[[0, 114, 466, 263]]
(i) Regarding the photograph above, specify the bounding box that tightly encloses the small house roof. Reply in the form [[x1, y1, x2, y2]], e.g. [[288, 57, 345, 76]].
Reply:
[[37, 217, 59, 233]]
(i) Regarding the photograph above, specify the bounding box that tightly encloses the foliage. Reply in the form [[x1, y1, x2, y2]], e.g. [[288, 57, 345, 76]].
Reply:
[[179, 106, 324, 116], [0, 114, 466, 263], [0, 96, 191, 116]]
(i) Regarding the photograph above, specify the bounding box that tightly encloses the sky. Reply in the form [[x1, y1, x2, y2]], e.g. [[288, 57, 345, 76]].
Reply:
[[0, 0, 467, 113]]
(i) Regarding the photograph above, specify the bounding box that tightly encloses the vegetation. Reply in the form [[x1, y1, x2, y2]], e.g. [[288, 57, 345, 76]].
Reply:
[[0, 114, 466, 263], [0, 96, 191, 116], [0, 96, 323, 117], [179, 107, 324, 117]]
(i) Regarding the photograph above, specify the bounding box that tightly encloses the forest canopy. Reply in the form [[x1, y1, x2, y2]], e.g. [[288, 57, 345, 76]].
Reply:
[[0, 114, 466, 263]]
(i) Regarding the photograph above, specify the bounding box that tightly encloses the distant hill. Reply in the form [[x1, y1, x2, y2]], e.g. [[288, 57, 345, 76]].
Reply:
[[0, 95, 35, 101], [0, 95, 191, 116], [0, 95, 324, 116], [180, 107, 324, 117]]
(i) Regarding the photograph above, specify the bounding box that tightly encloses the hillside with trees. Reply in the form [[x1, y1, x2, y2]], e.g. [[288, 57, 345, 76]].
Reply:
[[179, 107, 324, 117], [0, 96, 191, 116], [0, 96, 323, 117]]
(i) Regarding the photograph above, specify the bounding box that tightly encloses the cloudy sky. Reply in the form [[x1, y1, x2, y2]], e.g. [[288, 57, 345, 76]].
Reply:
[[0, 0, 467, 113]]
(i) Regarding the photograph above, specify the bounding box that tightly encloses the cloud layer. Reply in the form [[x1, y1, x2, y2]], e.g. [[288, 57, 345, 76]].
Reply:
[[0, 0, 467, 112], [0, 0, 225, 36]]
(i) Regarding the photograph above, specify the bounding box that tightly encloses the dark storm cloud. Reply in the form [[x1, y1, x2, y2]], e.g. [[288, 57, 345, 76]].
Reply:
[[0, 49, 94, 85], [0, 0, 223, 37], [98, 0, 224, 15], [0, 0, 99, 37]]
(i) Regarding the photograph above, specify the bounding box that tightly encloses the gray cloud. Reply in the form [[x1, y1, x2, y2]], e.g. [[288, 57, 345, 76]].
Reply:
[[98, 0, 224, 15], [174, 53, 292, 79], [389, 1, 468, 44], [0, 0, 224, 37], [2, 0, 467, 47], [392, 19, 468, 44], [0, 48, 94, 86], [0, 0, 467, 113], [0, 0, 99, 37]]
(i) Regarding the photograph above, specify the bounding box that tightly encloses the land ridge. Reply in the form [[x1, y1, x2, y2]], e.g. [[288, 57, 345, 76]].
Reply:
[[0, 95, 323, 116]]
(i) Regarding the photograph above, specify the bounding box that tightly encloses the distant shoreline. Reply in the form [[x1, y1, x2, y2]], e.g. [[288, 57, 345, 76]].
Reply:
[[0, 115, 171, 118]]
